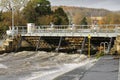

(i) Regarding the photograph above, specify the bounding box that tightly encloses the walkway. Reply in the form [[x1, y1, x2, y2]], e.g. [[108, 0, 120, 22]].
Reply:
[[54, 55, 119, 80], [7, 24, 120, 37]]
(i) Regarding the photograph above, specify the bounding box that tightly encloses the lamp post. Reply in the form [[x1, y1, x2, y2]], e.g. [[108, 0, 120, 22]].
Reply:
[[11, 0, 14, 38], [12, 6, 14, 29], [11, 0, 23, 38], [88, 34, 91, 58]]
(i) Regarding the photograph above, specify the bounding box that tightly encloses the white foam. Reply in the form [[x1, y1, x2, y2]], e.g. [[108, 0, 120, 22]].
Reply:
[[0, 64, 8, 69], [0, 58, 3, 61], [23, 58, 97, 80]]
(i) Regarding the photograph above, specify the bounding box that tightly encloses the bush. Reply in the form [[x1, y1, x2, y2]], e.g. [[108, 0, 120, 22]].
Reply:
[[96, 51, 104, 59]]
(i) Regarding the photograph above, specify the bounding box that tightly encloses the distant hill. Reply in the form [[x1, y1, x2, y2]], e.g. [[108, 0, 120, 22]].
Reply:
[[51, 6, 120, 24], [52, 6, 112, 17], [115, 11, 120, 14]]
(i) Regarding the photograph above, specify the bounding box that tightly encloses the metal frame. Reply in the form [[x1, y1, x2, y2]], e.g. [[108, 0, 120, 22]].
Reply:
[[100, 42, 109, 54], [7, 24, 120, 37], [108, 37, 113, 53], [81, 37, 86, 54], [56, 37, 62, 53], [36, 36, 41, 51]]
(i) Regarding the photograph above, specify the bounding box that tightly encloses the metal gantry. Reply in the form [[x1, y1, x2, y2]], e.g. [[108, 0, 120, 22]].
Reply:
[[4, 24, 120, 53], [6, 24, 120, 37]]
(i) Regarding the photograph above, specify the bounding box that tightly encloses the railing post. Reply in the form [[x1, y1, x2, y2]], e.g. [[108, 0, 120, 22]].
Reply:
[[16, 26, 18, 34], [72, 24, 75, 36], [106, 25, 108, 33], [115, 25, 118, 33], [22, 26, 24, 34]]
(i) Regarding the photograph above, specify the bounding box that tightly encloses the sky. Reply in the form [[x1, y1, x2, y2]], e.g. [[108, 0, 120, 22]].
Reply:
[[49, 0, 120, 11]]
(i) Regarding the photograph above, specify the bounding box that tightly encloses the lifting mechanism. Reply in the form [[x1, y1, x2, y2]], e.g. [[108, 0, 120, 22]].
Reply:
[[36, 36, 41, 51], [56, 37, 63, 52], [81, 37, 86, 54], [107, 37, 113, 53]]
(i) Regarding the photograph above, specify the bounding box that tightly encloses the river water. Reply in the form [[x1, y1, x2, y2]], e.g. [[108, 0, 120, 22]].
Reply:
[[0, 51, 96, 80]]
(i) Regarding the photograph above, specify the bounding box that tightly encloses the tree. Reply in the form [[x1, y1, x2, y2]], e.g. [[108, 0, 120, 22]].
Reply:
[[37, 15, 53, 25], [54, 7, 67, 17], [53, 15, 62, 25], [23, 0, 52, 23], [80, 17, 88, 28], [1, 12, 12, 26], [0, 0, 29, 12], [53, 7, 69, 25], [80, 17, 88, 25], [23, 0, 37, 23], [0, 0, 29, 27], [0, 11, 3, 22], [35, 0, 52, 16]]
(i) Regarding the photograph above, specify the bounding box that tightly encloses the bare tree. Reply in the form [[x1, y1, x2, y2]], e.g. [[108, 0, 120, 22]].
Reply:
[[0, 0, 29, 12]]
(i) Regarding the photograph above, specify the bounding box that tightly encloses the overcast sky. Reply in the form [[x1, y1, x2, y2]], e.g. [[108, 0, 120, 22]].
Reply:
[[49, 0, 120, 11]]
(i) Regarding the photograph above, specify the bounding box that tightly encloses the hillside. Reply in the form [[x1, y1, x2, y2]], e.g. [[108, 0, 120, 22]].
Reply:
[[52, 6, 111, 17], [52, 6, 119, 24]]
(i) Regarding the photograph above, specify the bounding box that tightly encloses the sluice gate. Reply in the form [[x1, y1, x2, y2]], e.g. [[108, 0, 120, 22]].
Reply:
[[20, 36, 86, 53], [0, 24, 119, 54], [0, 35, 115, 54]]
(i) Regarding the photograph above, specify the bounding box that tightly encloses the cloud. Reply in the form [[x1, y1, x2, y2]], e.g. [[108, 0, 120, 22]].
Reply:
[[49, 0, 120, 11]]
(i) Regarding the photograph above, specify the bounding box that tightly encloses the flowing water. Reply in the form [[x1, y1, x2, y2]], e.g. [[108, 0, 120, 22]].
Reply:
[[0, 51, 96, 80]]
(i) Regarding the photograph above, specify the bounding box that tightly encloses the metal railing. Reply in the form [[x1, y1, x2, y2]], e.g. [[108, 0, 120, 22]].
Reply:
[[12, 24, 120, 37]]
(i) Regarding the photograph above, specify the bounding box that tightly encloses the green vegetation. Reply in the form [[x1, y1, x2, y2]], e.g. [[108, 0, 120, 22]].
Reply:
[[0, 0, 69, 31], [52, 6, 120, 25], [22, 0, 69, 25], [96, 51, 104, 59], [80, 17, 88, 25], [80, 17, 88, 28], [23, 0, 52, 23], [53, 7, 69, 25], [0, 1, 120, 32]]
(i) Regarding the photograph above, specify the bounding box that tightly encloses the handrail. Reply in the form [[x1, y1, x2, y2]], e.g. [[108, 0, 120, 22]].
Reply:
[[8, 24, 120, 37]]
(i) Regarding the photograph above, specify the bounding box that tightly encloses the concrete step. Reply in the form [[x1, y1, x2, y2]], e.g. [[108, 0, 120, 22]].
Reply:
[[0, 47, 5, 51], [1, 48, 5, 51], [3, 42, 9, 46], [6, 39, 13, 42]]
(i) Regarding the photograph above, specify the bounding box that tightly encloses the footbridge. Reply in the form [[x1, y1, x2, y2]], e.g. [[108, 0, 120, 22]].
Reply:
[[9, 24, 120, 37], [0, 24, 119, 54]]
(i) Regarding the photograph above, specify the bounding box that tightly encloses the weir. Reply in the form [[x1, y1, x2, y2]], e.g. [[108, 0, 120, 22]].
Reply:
[[0, 24, 120, 54]]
